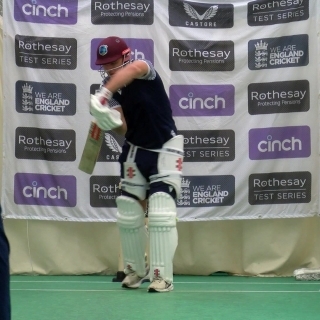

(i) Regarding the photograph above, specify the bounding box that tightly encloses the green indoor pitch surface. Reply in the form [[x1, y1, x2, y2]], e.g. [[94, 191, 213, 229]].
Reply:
[[10, 275, 320, 320]]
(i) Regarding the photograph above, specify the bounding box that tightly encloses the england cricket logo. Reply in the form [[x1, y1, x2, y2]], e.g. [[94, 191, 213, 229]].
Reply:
[[177, 178, 191, 206], [254, 40, 268, 69], [21, 83, 34, 112]]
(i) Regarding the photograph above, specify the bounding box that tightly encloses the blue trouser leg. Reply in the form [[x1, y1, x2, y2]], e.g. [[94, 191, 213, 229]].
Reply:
[[0, 205, 11, 320]]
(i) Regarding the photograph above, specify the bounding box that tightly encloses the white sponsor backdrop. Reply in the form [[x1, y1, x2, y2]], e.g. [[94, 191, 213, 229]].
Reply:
[[1, 0, 319, 221]]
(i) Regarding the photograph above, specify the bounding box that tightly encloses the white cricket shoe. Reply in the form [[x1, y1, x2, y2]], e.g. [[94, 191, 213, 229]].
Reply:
[[294, 268, 320, 280], [121, 269, 150, 289], [148, 277, 174, 293]]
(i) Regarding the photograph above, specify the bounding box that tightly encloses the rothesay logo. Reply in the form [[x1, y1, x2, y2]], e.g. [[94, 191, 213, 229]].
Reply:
[[15, 127, 76, 161], [180, 130, 235, 162], [249, 171, 311, 205], [248, 0, 309, 26], [248, 80, 309, 115], [14, 0, 78, 24], [169, 0, 233, 28], [91, 0, 153, 25], [169, 40, 234, 71], [15, 35, 77, 70], [90, 176, 121, 207]]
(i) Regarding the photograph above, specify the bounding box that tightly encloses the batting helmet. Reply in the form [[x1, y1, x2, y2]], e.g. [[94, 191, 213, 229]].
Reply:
[[95, 36, 131, 65]]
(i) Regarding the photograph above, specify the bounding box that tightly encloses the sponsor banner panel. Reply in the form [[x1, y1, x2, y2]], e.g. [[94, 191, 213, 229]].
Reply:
[[14, 173, 77, 207], [168, 0, 234, 28], [248, 171, 311, 205], [1, 0, 319, 221], [91, 0, 154, 25], [249, 126, 311, 160], [177, 175, 235, 208], [97, 131, 125, 162], [15, 35, 77, 70], [15, 127, 76, 161], [90, 176, 121, 207], [180, 130, 235, 162], [169, 40, 235, 72], [16, 80, 76, 115], [248, 34, 309, 70], [14, 0, 78, 24], [247, 0, 309, 26], [248, 80, 309, 115], [170, 84, 235, 117]]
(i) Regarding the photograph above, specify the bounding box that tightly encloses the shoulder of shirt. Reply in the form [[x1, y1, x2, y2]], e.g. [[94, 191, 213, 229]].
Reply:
[[134, 59, 156, 80]]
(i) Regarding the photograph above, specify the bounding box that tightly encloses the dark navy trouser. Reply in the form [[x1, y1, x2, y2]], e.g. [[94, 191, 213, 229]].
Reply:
[[0, 205, 11, 320]]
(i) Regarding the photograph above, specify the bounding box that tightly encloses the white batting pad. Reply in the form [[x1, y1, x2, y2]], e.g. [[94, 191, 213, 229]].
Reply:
[[148, 192, 178, 283], [116, 196, 148, 277]]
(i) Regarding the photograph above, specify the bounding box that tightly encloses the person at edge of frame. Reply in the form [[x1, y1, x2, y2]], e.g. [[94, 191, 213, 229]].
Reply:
[[0, 205, 11, 319], [90, 36, 184, 293]]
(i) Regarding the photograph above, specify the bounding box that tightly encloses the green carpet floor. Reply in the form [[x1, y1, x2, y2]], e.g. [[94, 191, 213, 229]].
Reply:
[[10, 275, 320, 320]]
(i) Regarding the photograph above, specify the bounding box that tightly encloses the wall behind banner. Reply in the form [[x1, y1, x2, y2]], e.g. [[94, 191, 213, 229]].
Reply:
[[1, 1, 320, 276]]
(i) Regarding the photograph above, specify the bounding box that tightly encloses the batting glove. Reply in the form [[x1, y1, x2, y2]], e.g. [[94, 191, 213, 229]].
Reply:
[[95, 87, 113, 105], [90, 94, 123, 131]]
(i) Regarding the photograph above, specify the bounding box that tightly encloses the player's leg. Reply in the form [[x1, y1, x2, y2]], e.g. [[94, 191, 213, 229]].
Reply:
[[147, 135, 184, 293], [116, 143, 150, 289], [116, 195, 149, 289], [0, 205, 11, 320], [147, 187, 178, 293]]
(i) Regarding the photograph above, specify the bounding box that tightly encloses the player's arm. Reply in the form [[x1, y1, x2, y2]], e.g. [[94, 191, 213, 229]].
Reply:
[[91, 60, 150, 132], [103, 60, 149, 92]]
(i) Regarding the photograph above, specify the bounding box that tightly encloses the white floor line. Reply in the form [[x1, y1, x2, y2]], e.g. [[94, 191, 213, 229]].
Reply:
[[176, 281, 320, 285], [10, 288, 320, 293], [10, 280, 320, 285]]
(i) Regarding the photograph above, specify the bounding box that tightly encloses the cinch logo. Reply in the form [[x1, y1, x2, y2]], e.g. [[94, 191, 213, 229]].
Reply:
[[168, 0, 234, 28], [170, 85, 234, 116], [169, 40, 234, 71], [16, 80, 76, 115], [90, 176, 121, 207], [15, 35, 77, 70], [14, 173, 77, 207], [248, 80, 310, 115], [14, 0, 78, 25], [176, 175, 235, 208], [90, 38, 154, 70], [248, 0, 309, 26], [249, 126, 311, 160], [91, 0, 153, 25], [179, 130, 235, 162], [248, 34, 308, 70]]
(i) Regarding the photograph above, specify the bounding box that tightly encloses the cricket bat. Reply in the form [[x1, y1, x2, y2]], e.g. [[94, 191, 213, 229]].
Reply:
[[78, 121, 104, 174]]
